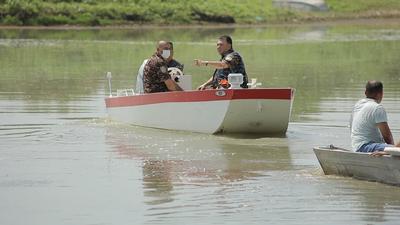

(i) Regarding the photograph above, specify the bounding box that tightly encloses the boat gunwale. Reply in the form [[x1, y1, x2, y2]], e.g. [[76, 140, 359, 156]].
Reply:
[[105, 88, 294, 108], [313, 146, 400, 159]]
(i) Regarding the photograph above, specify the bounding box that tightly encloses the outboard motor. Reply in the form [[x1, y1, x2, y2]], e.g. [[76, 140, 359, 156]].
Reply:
[[228, 73, 243, 89]]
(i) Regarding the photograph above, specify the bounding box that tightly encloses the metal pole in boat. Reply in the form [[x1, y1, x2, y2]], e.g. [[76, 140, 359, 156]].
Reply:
[[106, 72, 112, 97]]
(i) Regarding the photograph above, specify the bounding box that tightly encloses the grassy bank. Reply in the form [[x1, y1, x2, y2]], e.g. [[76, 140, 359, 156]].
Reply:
[[0, 0, 400, 26]]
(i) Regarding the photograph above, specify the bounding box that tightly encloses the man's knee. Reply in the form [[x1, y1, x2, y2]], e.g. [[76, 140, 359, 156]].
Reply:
[[357, 143, 388, 152]]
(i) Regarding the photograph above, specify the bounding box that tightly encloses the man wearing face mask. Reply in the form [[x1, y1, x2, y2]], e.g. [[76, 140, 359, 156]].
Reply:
[[143, 41, 183, 93], [194, 35, 248, 90]]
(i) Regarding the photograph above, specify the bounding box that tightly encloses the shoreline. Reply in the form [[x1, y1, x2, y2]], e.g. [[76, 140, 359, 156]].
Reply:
[[1, 18, 400, 30]]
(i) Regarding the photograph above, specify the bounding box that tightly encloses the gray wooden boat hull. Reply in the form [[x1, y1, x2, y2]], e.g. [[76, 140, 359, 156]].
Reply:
[[313, 146, 400, 186]]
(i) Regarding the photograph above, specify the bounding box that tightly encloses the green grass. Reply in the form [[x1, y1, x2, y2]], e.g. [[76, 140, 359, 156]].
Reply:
[[0, 0, 400, 26], [327, 0, 400, 12]]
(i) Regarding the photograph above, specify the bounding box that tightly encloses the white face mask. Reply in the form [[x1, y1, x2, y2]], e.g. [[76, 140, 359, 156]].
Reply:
[[161, 49, 171, 59]]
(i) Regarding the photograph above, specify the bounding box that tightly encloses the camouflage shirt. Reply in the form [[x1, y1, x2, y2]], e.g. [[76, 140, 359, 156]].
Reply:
[[143, 53, 171, 93], [213, 49, 248, 88]]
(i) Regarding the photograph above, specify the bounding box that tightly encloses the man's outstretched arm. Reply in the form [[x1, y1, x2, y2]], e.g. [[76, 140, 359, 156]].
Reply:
[[194, 59, 229, 69]]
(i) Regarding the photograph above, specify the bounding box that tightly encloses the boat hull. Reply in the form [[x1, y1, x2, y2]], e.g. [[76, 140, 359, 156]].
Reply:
[[105, 88, 294, 134], [314, 146, 400, 186]]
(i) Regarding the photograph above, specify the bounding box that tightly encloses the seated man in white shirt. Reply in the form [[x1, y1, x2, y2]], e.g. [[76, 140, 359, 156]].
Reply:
[[350, 80, 394, 153]]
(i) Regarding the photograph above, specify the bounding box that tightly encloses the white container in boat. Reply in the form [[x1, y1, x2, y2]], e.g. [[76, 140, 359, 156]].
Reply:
[[228, 73, 243, 89]]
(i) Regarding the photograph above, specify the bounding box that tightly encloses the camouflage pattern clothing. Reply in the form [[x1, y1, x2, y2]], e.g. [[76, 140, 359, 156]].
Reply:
[[143, 53, 171, 93], [213, 49, 248, 88]]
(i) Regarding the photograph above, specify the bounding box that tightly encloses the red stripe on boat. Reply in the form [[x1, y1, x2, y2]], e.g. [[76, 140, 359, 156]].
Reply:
[[105, 88, 293, 108]]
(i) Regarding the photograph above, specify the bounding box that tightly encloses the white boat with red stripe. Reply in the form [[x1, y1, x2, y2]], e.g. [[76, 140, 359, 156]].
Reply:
[[105, 87, 295, 135]]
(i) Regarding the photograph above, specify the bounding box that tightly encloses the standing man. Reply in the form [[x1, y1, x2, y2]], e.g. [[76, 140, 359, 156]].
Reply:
[[143, 41, 183, 93], [194, 35, 248, 90], [350, 80, 394, 152]]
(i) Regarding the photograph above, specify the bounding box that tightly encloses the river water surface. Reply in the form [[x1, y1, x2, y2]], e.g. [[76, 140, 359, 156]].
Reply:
[[1, 21, 400, 225]]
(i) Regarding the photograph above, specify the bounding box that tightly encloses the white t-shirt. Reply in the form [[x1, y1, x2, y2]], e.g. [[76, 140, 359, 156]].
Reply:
[[350, 98, 388, 151], [135, 59, 148, 94]]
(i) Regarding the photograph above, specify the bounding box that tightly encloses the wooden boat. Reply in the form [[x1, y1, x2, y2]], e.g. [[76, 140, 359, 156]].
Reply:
[[105, 88, 295, 135], [313, 146, 400, 186]]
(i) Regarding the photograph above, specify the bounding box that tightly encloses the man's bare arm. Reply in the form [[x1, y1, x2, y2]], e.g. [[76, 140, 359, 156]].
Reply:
[[194, 59, 229, 69], [370, 151, 390, 156], [377, 122, 394, 145], [197, 76, 214, 90], [165, 79, 183, 91]]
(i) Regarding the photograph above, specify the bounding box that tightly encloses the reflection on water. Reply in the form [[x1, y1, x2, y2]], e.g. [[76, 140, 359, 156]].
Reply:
[[106, 125, 292, 207], [312, 175, 400, 224], [1, 22, 400, 224], [103, 124, 303, 224]]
